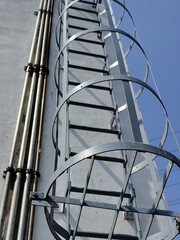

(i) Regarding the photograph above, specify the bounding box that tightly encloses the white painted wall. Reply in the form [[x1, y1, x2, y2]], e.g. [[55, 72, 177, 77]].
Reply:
[[0, 0, 37, 203]]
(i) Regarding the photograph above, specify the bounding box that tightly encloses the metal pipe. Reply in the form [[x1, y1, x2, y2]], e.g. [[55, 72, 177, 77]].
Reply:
[[0, 0, 44, 237], [27, 0, 54, 238], [27, 60, 47, 240], [27, 70, 48, 240], [17, 0, 52, 239], [5, 1, 48, 239]]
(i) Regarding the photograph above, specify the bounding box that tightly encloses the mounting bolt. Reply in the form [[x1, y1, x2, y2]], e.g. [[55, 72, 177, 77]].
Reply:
[[30, 191, 44, 200], [31, 193, 39, 199], [124, 211, 134, 220]]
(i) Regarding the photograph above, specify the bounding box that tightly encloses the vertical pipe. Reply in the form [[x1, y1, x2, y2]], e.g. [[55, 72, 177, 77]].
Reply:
[[5, 1, 48, 239], [0, 0, 44, 237], [27, 1, 54, 238], [17, 1, 52, 239], [17, 0, 51, 240]]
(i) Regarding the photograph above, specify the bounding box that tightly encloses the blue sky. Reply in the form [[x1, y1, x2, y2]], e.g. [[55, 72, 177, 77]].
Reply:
[[126, 0, 180, 131], [127, 0, 180, 235], [112, 0, 180, 236]]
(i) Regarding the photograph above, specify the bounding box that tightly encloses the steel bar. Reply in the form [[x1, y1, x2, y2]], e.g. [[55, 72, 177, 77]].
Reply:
[[0, 0, 44, 237], [69, 14, 100, 23], [79, 0, 97, 5], [68, 81, 111, 91], [69, 123, 119, 135], [108, 151, 138, 239], [70, 186, 132, 198], [5, 1, 48, 239], [68, 24, 88, 31], [69, 100, 114, 111], [71, 231, 139, 239], [142, 161, 174, 239], [32, 195, 180, 218], [72, 156, 95, 239], [69, 49, 106, 58], [60, 0, 71, 233], [68, 63, 108, 73], [50, 0, 63, 232], [59, 0, 69, 165], [70, 151, 125, 163], [70, 5, 98, 14], [72, 36, 105, 45]]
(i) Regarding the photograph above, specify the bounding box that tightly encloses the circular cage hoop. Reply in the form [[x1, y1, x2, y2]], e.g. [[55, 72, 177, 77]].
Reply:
[[54, 27, 149, 99], [52, 75, 168, 157], [46, 141, 180, 195], [42, 141, 180, 239], [56, 0, 136, 58]]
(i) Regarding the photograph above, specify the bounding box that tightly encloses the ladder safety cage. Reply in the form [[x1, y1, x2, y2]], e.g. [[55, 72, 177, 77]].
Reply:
[[29, 0, 180, 240]]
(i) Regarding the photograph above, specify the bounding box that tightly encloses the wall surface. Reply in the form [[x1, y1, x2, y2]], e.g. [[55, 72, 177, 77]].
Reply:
[[0, 0, 37, 203]]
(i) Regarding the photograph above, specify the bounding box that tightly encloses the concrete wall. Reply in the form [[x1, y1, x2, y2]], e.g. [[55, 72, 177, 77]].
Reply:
[[0, 0, 37, 203]]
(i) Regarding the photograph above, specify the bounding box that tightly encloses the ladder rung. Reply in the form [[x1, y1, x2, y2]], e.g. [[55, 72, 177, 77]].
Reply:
[[68, 81, 112, 92], [70, 152, 125, 163], [69, 14, 100, 24], [69, 124, 119, 135], [69, 100, 114, 111], [68, 64, 108, 74], [71, 36, 105, 46], [71, 231, 139, 239], [78, 0, 97, 5], [70, 186, 131, 198], [69, 49, 106, 59], [70, 6, 98, 14], [69, 24, 88, 31]]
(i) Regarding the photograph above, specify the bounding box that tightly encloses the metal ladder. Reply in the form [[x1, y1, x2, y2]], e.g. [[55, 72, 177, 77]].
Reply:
[[31, 0, 180, 239]]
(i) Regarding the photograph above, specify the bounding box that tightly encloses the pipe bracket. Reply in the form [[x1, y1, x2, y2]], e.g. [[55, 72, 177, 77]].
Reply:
[[3, 166, 15, 179], [39, 65, 49, 76], [24, 63, 34, 75], [25, 169, 41, 179], [33, 64, 40, 74], [34, 170, 41, 178], [47, 10, 53, 16]]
